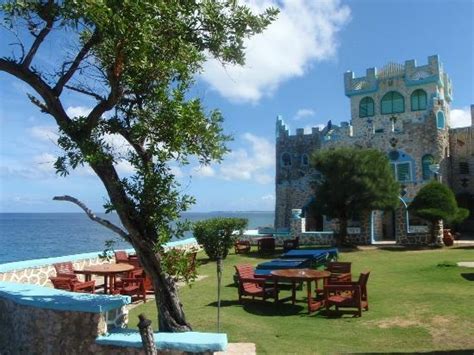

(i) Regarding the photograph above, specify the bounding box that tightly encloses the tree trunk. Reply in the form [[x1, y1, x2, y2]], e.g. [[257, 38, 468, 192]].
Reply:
[[133, 239, 192, 332], [338, 218, 348, 247], [431, 219, 443, 246]]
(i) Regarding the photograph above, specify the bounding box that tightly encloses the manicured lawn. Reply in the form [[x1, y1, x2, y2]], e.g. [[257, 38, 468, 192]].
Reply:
[[129, 246, 474, 354]]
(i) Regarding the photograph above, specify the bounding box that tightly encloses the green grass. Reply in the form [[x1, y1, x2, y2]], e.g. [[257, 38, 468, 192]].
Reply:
[[129, 246, 474, 354]]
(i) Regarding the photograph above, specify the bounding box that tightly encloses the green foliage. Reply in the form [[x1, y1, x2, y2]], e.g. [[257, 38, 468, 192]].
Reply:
[[311, 147, 400, 243], [409, 181, 469, 223], [0, 1, 277, 247], [193, 218, 248, 260], [161, 247, 199, 285]]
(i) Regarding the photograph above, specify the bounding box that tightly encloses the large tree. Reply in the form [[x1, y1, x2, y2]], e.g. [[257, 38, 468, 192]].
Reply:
[[0, 1, 277, 331], [311, 147, 400, 245]]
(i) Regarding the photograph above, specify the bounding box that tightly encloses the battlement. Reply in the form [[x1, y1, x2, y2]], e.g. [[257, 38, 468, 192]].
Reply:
[[276, 116, 323, 140], [276, 116, 352, 144], [344, 55, 451, 100]]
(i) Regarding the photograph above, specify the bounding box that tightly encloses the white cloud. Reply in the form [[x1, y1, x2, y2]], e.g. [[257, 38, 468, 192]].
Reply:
[[293, 108, 315, 121], [192, 165, 215, 177], [219, 133, 274, 184], [66, 106, 92, 118], [29, 126, 59, 143], [201, 0, 350, 103], [451, 107, 472, 128]]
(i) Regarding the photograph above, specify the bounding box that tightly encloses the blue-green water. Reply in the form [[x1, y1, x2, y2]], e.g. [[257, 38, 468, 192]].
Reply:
[[0, 212, 273, 263]]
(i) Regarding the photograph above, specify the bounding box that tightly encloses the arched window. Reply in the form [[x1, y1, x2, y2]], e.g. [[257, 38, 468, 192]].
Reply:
[[411, 89, 427, 111], [359, 97, 375, 118], [301, 154, 309, 166], [437, 111, 445, 129], [281, 153, 291, 167], [422, 154, 434, 180], [381, 91, 405, 114]]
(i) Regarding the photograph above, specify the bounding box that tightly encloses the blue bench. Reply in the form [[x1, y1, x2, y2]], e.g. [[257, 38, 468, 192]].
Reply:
[[96, 328, 228, 352], [256, 258, 311, 270], [281, 248, 338, 263]]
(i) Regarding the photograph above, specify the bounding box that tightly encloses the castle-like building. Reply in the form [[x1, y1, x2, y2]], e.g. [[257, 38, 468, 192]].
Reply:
[[275, 55, 474, 245]]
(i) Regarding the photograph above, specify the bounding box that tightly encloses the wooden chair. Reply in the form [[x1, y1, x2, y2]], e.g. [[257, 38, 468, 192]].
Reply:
[[324, 271, 370, 317], [234, 264, 277, 303], [234, 240, 251, 254], [257, 237, 275, 255], [283, 237, 299, 252], [326, 261, 352, 283], [53, 262, 77, 279], [115, 250, 130, 263], [113, 277, 147, 302], [50, 276, 96, 293]]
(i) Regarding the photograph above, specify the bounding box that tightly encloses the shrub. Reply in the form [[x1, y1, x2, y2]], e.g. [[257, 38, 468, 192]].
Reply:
[[193, 218, 248, 260]]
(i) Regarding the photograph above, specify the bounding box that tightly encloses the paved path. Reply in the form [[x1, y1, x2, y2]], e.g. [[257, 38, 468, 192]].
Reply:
[[457, 262, 474, 268]]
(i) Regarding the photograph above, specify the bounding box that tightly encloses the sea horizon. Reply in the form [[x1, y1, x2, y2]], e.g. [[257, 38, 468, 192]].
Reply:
[[0, 211, 275, 264]]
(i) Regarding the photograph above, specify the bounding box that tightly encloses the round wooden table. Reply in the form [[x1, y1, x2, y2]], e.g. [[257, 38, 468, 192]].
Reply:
[[75, 264, 134, 294], [271, 269, 331, 313]]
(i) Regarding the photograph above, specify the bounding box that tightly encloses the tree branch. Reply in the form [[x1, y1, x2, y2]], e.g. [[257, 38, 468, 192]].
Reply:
[[53, 195, 131, 243], [22, 17, 54, 69], [65, 84, 104, 101], [54, 30, 100, 96], [0, 58, 71, 128]]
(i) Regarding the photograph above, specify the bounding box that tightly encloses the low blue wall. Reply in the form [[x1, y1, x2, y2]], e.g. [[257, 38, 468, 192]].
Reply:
[[0, 281, 130, 313], [0, 237, 198, 273]]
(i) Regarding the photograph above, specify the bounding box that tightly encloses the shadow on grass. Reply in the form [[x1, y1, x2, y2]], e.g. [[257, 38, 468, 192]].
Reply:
[[206, 299, 305, 317], [461, 273, 474, 281]]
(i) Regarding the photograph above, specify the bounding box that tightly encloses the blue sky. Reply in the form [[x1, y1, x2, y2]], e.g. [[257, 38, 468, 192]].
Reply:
[[0, 0, 473, 213]]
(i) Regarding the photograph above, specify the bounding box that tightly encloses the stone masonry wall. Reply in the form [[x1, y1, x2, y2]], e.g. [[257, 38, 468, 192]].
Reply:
[[0, 297, 106, 354], [0, 255, 110, 286]]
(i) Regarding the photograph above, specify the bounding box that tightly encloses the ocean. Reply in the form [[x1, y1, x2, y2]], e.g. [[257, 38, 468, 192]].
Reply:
[[0, 212, 274, 264]]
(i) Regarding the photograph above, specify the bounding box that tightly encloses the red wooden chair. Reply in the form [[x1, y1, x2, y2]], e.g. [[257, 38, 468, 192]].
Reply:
[[283, 237, 299, 252], [234, 264, 277, 303], [53, 262, 77, 279], [113, 277, 147, 302], [115, 250, 130, 264], [326, 261, 352, 283], [234, 240, 251, 254], [50, 276, 96, 293], [324, 271, 370, 317]]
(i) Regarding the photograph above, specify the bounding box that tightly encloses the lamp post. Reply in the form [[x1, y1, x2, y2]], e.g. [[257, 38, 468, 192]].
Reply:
[[428, 163, 443, 245]]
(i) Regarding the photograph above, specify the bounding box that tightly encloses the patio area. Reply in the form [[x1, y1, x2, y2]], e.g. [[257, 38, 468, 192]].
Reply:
[[130, 245, 474, 354]]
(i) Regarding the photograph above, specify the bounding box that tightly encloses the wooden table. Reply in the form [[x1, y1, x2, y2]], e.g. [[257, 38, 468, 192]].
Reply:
[[75, 264, 134, 294], [271, 269, 331, 313]]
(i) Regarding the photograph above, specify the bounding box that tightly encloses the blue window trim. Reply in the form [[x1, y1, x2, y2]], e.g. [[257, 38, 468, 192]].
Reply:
[[388, 149, 416, 182], [436, 111, 445, 129], [411, 89, 427, 111], [359, 96, 375, 118], [381, 91, 405, 115]]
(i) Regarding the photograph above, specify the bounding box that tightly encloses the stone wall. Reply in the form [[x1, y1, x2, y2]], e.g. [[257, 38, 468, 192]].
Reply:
[[0, 296, 106, 354], [0, 255, 110, 286]]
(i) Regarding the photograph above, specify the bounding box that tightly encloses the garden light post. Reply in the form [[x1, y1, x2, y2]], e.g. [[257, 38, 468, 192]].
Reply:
[[216, 230, 224, 333]]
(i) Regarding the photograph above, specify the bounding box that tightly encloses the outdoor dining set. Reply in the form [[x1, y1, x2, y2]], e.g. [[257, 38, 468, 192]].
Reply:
[[234, 245, 371, 317], [48, 250, 197, 302]]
